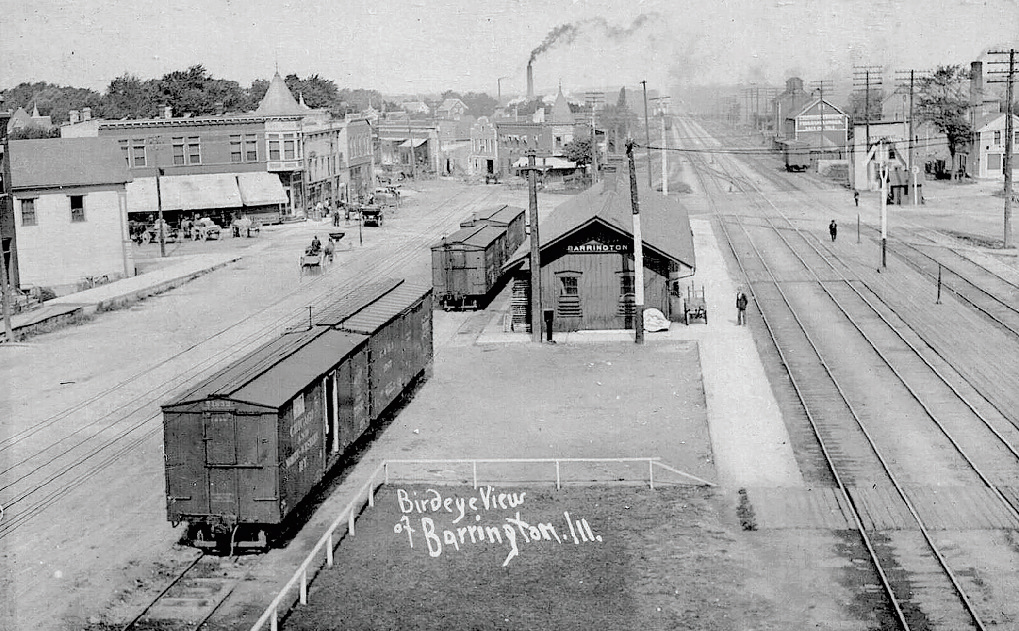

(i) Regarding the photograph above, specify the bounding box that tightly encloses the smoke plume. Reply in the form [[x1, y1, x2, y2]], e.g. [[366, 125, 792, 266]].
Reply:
[[529, 14, 660, 65]]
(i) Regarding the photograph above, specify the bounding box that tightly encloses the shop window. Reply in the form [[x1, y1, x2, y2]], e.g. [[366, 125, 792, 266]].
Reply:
[[20, 198, 37, 226], [132, 139, 147, 167], [230, 135, 243, 163], [186, 137, 201, 164], [172, 137, 185, 165], [244, 134, 258, 161]]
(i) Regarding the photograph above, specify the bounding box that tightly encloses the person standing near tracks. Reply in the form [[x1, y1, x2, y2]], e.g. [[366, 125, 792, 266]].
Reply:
[[736, 290, 749, 326], [829, 219, 838, 242], [853, 190, 859, 207]]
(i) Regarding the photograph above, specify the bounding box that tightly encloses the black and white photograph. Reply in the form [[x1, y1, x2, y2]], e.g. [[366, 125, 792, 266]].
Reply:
[[2, 0, 1019, 629]]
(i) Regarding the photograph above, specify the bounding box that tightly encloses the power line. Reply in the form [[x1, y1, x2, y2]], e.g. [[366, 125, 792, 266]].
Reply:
[[987, 49, 1017, 247]]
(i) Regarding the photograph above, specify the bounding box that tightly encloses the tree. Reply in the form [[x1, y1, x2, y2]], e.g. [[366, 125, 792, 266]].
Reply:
[[0, 81, 103, 125], [284, 74, 339, 110], [9, 125, 61, 140], [847, 88, 885, 125], [917, 65, 972, 180], [460, 92, 498, 117], [158, 65, 216, 116], [563, 136, 592, 167], [101, 73, 159, 119]]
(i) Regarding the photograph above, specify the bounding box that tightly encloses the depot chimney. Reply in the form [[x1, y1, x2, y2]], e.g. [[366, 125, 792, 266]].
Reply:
[[527, 62, 534, 100]]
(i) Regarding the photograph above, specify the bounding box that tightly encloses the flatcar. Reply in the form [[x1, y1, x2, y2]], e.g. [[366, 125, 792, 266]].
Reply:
[[162, 279, 431, 551], [432, 205, 526, 311]]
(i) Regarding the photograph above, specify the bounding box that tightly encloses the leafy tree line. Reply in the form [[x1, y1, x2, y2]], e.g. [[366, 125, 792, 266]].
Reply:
[[1, 65, 400, 127]]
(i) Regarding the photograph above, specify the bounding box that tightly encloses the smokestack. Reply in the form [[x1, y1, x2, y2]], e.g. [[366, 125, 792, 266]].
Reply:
[[971, 61, 983, 108], [527, 62, 534, 100]]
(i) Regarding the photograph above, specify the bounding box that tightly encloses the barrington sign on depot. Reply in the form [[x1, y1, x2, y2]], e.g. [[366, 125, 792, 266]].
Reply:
[[392, 487, 603, 567]]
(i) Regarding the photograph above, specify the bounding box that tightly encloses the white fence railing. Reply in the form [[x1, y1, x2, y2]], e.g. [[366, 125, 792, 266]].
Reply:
[[249, 457, 714, 631]]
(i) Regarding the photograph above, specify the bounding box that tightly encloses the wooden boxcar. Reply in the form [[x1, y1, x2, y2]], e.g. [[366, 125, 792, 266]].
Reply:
[[459, 204, 526, 260], [431, 225, 509, 310], [315, 278, 433, 417], [162, 278, 432, 550]]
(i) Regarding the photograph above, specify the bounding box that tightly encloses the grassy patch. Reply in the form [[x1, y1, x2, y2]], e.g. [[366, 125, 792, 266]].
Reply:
[[285, 485, 763, 631]]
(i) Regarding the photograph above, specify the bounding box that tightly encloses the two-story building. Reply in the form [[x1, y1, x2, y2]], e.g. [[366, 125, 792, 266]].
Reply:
[[437, 98, 469, 121], [469, 116, 498, 177], [8, 138, 133, 295], [376, 122, 440, 177], [495, 88, 579, 179], [970, 113, 1019, 180], [303, 118, 375, 206]]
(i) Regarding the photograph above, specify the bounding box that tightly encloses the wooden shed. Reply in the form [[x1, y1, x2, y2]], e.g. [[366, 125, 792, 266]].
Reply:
[[503, 171, 696, 332]]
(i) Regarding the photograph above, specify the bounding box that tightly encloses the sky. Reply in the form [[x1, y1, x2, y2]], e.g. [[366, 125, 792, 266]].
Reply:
[[2, 0, 1017, 100]]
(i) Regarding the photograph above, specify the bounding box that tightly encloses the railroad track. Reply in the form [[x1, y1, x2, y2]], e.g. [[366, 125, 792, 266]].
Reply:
[[118, 553, 252, 631], [678, 114, 1019, 628], [1, 185, 504, 543]]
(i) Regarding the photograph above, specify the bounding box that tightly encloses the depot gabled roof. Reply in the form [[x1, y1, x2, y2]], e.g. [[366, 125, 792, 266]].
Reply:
[[505, 171, 695, 271]]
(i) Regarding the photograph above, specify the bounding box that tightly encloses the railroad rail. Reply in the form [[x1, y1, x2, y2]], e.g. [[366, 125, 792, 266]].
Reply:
[[678, 114, 1019, 628], [0, 186, 502, 544]]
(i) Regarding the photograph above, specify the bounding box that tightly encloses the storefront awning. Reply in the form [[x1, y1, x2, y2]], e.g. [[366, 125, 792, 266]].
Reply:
[[126, 177, 158, 214], [237, 172, 287, 206], [512, 156, 577, 169], [160, 173, 243, 211], [399, 138, 428, 148]]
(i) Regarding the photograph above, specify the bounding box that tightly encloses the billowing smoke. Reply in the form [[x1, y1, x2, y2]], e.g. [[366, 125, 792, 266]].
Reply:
[[529, 14, 660, 65]]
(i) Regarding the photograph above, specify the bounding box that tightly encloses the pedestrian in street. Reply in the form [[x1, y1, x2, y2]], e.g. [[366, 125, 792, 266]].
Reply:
[[736, 290, 748, 326], [829, 219, 838, 242], [853, 190, 859, 207], [324, 237, 335, 263]]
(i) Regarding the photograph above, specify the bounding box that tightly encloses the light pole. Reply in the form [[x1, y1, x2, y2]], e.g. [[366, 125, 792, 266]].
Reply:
[[879, 141, 888, 268]]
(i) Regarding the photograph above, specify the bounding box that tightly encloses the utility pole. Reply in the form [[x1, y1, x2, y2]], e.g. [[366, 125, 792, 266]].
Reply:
[[651, 96, 671, 195], [586, 91, 604, 184], [522, 151, 544, 342], [641, 80, 653, 188], [625, 140, 645, 344], [155, 168, 166, 258], [0, 108, 14, 342], [896, 69, 929, 205], [879, 140, 888, 268], [989, 49, 1017, 248], [854, 66, 883, 175], [810, 80, 834, 164]]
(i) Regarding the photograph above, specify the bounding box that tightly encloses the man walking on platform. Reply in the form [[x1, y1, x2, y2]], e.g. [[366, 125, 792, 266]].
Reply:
[[829, 219, 838, 242]]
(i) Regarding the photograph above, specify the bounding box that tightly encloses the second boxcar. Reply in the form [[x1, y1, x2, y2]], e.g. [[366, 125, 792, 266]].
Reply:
[[459, 204, 526, 260], [431, 225, 509, 310]]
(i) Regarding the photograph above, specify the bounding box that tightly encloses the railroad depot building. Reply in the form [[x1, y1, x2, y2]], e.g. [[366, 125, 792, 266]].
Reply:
[[503, 170, 695, 332]]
